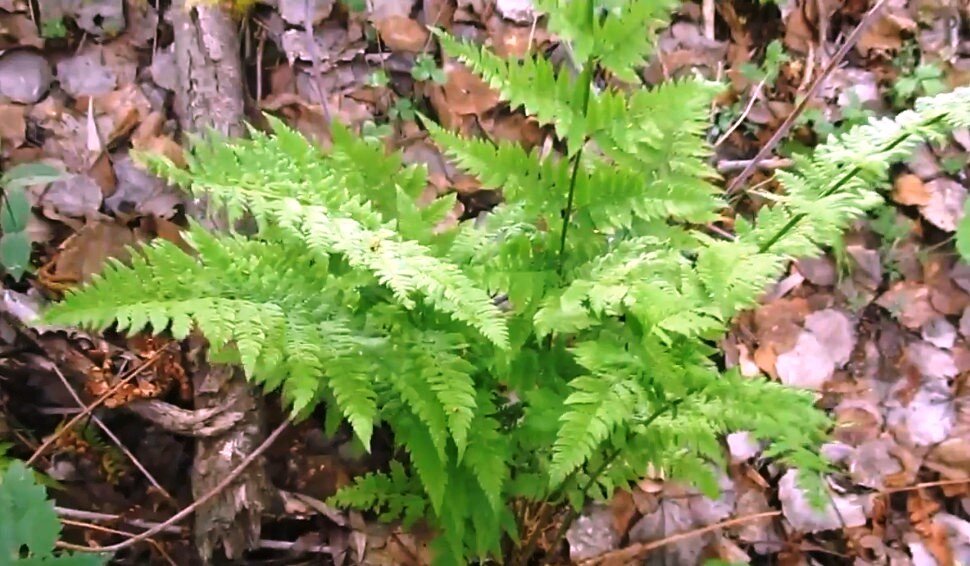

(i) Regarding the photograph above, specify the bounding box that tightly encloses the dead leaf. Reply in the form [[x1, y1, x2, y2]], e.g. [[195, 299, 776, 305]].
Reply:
[[567, 503, 619, 562], [47, 220, 140, 284], [87, 151, 117, 198], [40, 174, 104, 220], [132, 134, 187, 169], [856, 10, 917, 55], [73, 0, 125, 37], [920, 178, 967, 232], [56, 52, 118, 99], [104, 155, 181, 220], [610, 489, 637, 536], [893, 173, 932, 206], [922, 316, 956, 350], [778, 470, 867, 533], [279, 0, 334, 25], [440, 59, 500, 116], [375, 16, 429, 52], [805, 309, 856, 367], [0, 49, 52, 104], [496, 0, 534, 24], [0, 103, 26, 150], [776, 331, 835, 390], [877, 282, 939, 329], [795, 255, 837, 287]]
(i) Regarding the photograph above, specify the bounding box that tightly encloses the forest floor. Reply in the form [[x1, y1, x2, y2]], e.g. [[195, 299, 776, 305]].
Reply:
[[0, 0, 968, 564]]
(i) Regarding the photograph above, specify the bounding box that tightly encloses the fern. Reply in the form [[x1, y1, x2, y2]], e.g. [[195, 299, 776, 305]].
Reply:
[[39, 0, 970, 562]]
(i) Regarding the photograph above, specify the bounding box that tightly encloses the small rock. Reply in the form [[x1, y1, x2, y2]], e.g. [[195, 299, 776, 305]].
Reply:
[[0, 50, 52, 104], [566, 503, 619, 562], [922, 316, 956, 349], [56, 53, 117, 98]]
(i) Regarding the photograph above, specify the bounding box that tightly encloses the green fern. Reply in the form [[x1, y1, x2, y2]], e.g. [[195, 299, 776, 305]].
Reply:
[[38, 0, 970, 562]]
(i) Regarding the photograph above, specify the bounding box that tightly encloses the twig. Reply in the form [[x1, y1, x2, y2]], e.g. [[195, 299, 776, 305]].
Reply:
[[55, 506, 332, 553], [26, 345, 173, 466], [724, 0, 890, 196], [717, 157, 794, 173], [58, 519, 177, 566], [702, 0, 715, 41], [56, 418, 292, 555], [580, 511, 781, 565], [714, 78, 767, 148], [49, 363, 175, 503], [883, 478, 970, 494]]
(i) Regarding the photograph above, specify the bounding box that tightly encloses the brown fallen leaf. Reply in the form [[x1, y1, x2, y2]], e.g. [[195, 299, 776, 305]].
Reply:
[[0, 102, 26, 150], [893, 173, 931, 206], [43, 220, 140, 287], [375, 16, 428, 52], [440, 59, 501, 116], [877, 282, 939, 329]]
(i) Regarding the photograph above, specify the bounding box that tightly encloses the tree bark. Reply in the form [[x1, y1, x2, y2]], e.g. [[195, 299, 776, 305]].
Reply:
[[169, 1, 273, 562]]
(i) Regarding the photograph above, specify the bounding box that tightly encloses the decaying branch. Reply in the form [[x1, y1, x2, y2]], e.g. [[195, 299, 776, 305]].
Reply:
[[168, 0, 274, 561]]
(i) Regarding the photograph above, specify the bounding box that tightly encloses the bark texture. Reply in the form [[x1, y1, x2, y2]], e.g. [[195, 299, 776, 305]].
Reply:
[[170, 1, 273, 562]]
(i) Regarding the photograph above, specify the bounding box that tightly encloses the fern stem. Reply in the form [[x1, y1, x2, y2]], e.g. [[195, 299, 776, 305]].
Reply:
[[556, 0, 596, 278], [538, 401, 679, 565], [758, 115, 946, 254]]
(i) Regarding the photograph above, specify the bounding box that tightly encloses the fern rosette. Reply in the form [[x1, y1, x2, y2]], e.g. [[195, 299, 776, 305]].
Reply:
[[41, 0, 970, 561]]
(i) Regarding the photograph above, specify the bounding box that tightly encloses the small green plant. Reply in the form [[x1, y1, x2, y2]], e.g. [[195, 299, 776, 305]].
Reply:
[[40, 18, 68, 39], [389, 97, 416, 121], [411, 54, 446, 85], [367, 69, 390, 88], [40, 0, 970, 562], [1, 460, 107, 564], [1, 163, 65, 281], [892, 63, 947, 107], [739, 40, 789, 84]]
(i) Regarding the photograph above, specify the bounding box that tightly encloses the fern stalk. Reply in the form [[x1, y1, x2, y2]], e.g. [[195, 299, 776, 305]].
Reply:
[[556, 0, 596, 278]]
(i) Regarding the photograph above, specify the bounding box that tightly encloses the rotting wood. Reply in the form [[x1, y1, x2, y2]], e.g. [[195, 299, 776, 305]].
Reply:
[[169, 0, 274, 562]]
